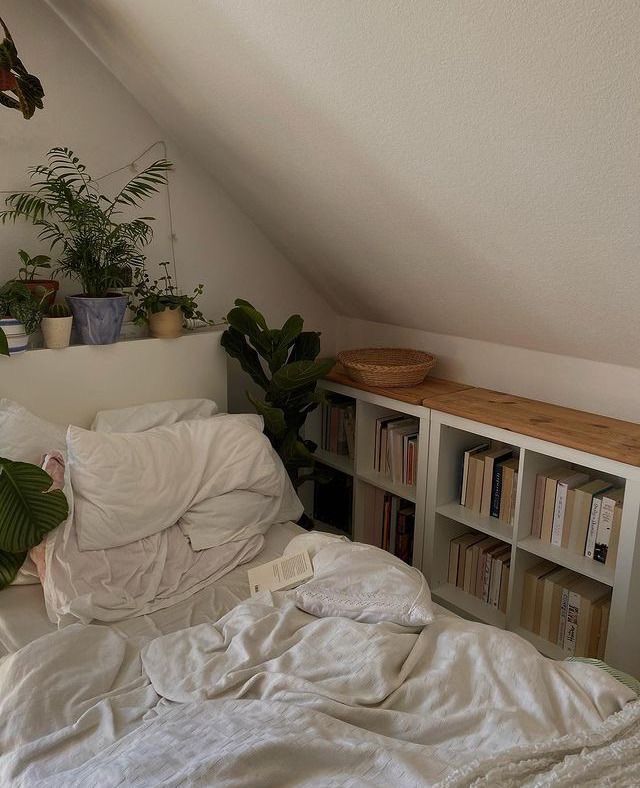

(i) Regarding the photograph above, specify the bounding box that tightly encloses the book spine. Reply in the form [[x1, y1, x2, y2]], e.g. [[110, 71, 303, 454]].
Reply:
[[510, 471, 518, 526], [563, 591, 580, 655], [594, 497, 615, 564], [482, 554, 493, 602], [551, 482, 568, 546], [585, 498, 602, 559], [531, 474, 546, 538], [557, 587, 569, 646], [490, 464, 504, 518]]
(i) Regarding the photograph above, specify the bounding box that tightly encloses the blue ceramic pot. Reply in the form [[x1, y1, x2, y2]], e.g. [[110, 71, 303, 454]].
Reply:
[[66, 294, 128, 345]]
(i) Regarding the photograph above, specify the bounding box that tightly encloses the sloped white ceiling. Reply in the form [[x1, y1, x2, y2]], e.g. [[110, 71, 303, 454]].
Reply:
[[48, 0, 640, 366]]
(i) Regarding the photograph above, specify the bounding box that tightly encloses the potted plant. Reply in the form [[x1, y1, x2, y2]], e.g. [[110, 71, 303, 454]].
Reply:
[[16, 249, 58, 307], [0, 147, 172, 345], [133, 262, 208, 338], [41, 303, 73, 349], [0, 280, 45, 355]]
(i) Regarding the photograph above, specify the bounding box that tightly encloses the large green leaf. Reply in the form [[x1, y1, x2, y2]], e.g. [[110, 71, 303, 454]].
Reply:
[[0, 328, 8, 356], [221, 327, 269, 390], [289, 331, 321, 362], [271, 358, 335, 392], [0, 457, 69, 554], [226, 307, 272, 357], [247, 393, 287, 439], [0, 549, 26, 589]]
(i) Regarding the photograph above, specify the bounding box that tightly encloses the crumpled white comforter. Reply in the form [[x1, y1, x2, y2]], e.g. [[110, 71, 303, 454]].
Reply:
[[1, 584, 636, 786]]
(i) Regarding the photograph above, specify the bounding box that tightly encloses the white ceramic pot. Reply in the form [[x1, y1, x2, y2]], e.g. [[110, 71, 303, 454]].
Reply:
[[41, 316, 73, 349], [0, 318, 28, 355], [148, 307, 184, 338]]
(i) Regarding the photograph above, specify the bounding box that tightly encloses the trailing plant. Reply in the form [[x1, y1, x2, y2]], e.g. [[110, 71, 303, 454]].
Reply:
[[0, 147, 172, 297], [132, 262, 208, 324], [47, 303, 71, 318], [0, 280, 45, 334], [0, 16, 44, 119], [221, 299, 334, 488], [0, 457, 68, 589], [17, 249, 52, 281]]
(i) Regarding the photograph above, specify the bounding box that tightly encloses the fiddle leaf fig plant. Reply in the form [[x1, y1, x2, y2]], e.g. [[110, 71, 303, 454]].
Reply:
[[221, 299, 334, 487], [0, 457, 69, 589]]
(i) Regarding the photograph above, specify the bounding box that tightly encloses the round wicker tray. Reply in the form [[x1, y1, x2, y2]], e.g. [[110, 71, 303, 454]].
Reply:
[[337, 347, 436, 387]]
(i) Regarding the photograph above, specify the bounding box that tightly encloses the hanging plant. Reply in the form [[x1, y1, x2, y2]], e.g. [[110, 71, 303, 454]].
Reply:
[[0, 16, 44, 119]]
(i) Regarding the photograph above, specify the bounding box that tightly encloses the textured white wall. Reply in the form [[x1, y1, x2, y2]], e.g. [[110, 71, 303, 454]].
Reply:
[[339, 316, 640, 423], [1, 0, 336, 411], [47, 0, 640, 369]]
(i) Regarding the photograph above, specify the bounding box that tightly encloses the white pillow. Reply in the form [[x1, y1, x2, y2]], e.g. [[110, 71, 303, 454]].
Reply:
[[0, 399, 67, 464], [91, 398, 218, 433], [68, 414, 301, 551], [294, 539, 434, 627]]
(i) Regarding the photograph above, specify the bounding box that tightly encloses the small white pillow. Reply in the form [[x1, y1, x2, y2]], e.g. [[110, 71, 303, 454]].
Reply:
[[0, 399, 67, 463], [68, 414, 300, 551], [91, 399, 218, 433], [295, 540, 434, 627]]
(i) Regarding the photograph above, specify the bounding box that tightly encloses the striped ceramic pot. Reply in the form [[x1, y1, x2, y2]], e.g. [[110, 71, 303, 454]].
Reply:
[[0, 318, 28, 355]]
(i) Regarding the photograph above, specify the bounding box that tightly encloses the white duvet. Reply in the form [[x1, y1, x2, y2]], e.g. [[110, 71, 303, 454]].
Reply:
[[1, 540, 636, 787]]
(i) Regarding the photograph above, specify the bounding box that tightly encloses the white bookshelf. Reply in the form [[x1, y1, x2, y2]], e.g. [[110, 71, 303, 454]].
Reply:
[[303, 379, 430, 567], [424, 410, 640, 678]]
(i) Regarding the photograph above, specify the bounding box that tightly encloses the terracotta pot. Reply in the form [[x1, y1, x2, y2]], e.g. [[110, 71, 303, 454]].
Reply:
[[41, 316, 73, 349], [25, 280, 59, 309], [148, 307, 183, 338]]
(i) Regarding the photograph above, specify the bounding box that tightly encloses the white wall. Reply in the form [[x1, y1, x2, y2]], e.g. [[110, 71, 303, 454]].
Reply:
[[339, 317, 640, 423], [0, 0, 336, 411]]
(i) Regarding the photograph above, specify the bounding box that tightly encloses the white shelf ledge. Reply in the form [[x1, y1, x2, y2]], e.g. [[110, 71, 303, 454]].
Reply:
[[436, 502, 514, 544], [517, 536, 615, 587]]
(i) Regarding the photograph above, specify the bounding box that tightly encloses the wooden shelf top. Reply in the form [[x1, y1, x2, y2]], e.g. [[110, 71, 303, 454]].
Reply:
[[324, 363, 471, 406], [423, 387, 640, 468]]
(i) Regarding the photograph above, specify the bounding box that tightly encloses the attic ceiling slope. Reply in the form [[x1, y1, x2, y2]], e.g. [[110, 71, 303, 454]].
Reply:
[[48, 0, 640, 367]]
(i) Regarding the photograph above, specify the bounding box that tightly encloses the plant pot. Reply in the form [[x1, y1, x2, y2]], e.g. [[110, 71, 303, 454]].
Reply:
[[148, 307, 184, 338], [41, 316, 73, 349], [66, 294, 128, 345], [0, 318, 28, 355], [24, 280, 59, 309], [106, 287, 135, 324]]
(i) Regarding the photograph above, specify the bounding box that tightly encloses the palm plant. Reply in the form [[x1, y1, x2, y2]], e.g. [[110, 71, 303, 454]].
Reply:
[[0, 147, 172, 297]]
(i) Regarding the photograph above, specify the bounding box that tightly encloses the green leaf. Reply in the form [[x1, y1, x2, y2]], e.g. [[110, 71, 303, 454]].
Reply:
[[0, 549, 27, 590], [290, 331, 321, 362], [0, 329, 9, 356], [220, 327, 269, 390], [278, 314, 303, 348], [271, 358, 335, 392], [247, 393, 287, 439], [233, 299, 267, 330], [0, 457, 69, 553]]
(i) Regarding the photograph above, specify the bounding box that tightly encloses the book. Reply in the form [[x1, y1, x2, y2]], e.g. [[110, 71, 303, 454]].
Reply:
[[448, 532, 482, 585], [550, 472, 589, 546], [461, 443, 490, 506], [498, 560, 510, 613], [540, 467, 574, 542], [605, 497, 623, 570], [510, 471, 518, 525], [539, 567, 573, 639], [585, 494, 606, 559], [594, 488, 624, 564], [598, 599, 611, 660], [395, 505, 415, 564], [489, 545, 510, 607], [387, 418, 419, 484], [498, 457, 519, 523], [566, 480, 612, 556], [531, 473, 548, 538], [587, 595, 609, 658], [480, 447, 513, 517], [483, 543, 510, 603], [474, 538, 501, 597], [458, 532, 486, 589], [248, 550, 313, 595], [374, 416, 404, 473], [571, 578, 610, 657], [556, 573, 584, 647], [467, 451, 489, 513], [521, 560, 556, 632], [466, 536, 493, 594], [564, 590, 581, 655]]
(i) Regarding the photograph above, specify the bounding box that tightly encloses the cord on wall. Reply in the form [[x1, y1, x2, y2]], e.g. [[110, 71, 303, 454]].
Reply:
[[0, 140, 179, 288]]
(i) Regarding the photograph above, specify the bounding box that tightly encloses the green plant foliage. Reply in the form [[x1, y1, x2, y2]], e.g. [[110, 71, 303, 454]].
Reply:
[[0, 17, 44, 120], [132, 262, 209, 325], [0, 457, 69, 589], [17, 249, 51, 282], [0, 148, 172, 297], [47, 303, 71, 318], [0, 280, 45, 335], [221, 299, 334, 487]]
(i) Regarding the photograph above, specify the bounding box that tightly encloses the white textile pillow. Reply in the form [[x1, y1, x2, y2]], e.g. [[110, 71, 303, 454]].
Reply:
[[0, 399, 67, 463], [68, 414, 301, 551], [294, 540, 434, 627], [91, 398, 219, 433]]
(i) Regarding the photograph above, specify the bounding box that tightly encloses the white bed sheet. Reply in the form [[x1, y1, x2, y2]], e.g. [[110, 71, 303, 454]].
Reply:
[[0, 521, 304, 658]]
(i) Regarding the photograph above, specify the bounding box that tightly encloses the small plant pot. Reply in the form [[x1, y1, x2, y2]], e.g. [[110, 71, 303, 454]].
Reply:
[[149, 307, 184, 338], [0, 318, 28, 355], [24, 280, 59, 309], [66, 294, 128, 345], [41, 316, 73, 349]]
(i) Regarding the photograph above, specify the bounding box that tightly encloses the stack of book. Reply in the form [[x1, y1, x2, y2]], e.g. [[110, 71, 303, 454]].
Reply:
[[520, 560, 611, 658], [362, 485, 415, 563], [320, 397, 355, 458], [447, 532, 511, 612], [373, 415, 419, 486], [460, 443, 519, 524], [531, 467, 624, 568]]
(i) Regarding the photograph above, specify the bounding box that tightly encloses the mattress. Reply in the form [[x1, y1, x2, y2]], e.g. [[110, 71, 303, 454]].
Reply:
[[0, 520, 304, 658]]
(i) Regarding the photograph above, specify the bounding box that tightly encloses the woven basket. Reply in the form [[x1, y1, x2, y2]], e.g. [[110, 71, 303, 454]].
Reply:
[[337, 348, 436, 387]]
